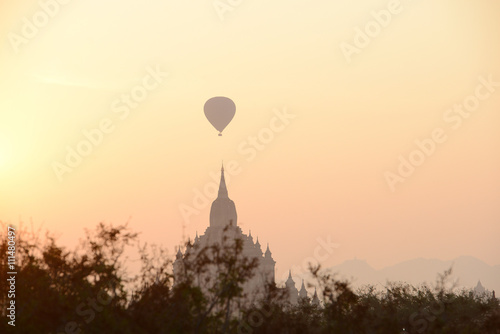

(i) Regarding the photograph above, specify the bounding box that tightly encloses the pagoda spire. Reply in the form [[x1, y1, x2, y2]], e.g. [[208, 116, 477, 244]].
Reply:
[[209, 163, 237, 227], [218, 163, 228, 198], [299, 279, 308, 299], [312, 288, 320, 306], [176, 247, 182, 259], [255, 237, 263, 255]]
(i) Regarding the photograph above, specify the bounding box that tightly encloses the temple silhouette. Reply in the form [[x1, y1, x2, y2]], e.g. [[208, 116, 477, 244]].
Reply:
[[173, 164, 320, 306]]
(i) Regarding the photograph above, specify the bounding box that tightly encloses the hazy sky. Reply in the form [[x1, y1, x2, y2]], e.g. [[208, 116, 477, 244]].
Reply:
[[1, 0, 499, 284]]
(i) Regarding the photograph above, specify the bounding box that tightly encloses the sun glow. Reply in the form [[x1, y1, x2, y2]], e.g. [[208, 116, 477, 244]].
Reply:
[[0, 139, 12, 170]]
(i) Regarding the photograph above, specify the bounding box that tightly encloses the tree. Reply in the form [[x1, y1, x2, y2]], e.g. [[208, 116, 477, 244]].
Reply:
[[1, 221, 499, 333]]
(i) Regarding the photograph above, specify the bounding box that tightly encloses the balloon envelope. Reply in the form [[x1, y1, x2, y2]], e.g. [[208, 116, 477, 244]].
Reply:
[[204, 97, 236, 136]]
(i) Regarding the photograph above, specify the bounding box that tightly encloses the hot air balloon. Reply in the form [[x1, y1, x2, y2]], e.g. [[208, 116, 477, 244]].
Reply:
[[204, 96, 235, 136]]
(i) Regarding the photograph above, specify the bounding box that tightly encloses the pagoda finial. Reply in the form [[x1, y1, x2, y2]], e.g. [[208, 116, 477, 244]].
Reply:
[[217, 163, 228, 198]]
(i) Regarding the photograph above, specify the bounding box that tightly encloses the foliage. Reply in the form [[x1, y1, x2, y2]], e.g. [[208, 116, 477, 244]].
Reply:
[[1, 221, 499, 334]]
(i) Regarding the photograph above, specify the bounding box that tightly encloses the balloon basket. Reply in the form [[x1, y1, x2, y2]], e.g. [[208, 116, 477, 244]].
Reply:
[[218, 133, 222, 136]]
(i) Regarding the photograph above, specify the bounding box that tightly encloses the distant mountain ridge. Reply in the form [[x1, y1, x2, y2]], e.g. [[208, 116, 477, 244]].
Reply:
[[330, 256, 500, 294]]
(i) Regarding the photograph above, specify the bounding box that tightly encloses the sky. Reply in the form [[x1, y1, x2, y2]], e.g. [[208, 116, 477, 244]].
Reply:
[[1, 0, 499, 286]]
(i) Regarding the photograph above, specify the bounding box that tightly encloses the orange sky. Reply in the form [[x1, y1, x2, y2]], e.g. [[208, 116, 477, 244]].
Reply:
[[1, 0, 499, 284]]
